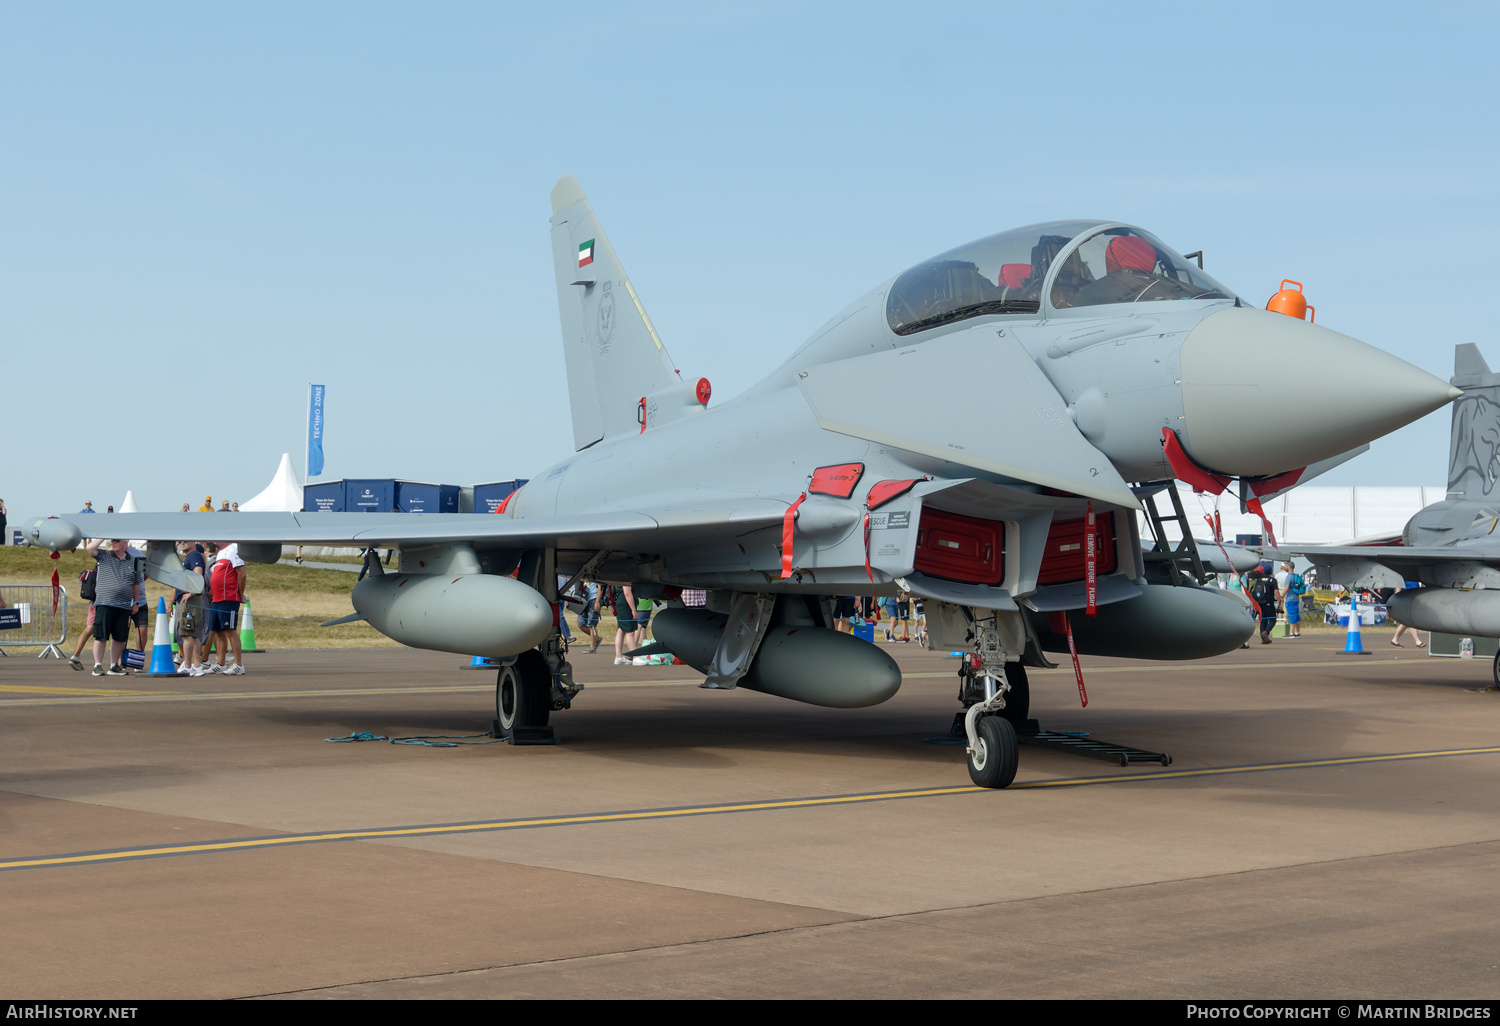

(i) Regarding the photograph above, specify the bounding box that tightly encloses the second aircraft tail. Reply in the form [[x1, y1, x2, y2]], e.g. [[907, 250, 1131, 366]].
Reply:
[[1447, 344, 1500, 501]]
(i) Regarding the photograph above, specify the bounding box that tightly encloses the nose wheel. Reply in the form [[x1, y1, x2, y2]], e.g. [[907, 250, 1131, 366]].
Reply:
[[966, 715, 1019, 789]]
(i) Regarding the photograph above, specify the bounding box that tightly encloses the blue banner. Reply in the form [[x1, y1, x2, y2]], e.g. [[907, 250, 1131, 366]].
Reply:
[[308, 384, 326, 478]]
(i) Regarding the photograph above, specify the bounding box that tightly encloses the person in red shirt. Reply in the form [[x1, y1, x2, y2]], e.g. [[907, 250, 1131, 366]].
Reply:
[[207, 542, 248, 674]]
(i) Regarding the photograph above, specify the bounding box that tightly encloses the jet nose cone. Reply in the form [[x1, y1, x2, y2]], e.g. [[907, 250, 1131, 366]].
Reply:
[[1179, 307, 1458, 477]]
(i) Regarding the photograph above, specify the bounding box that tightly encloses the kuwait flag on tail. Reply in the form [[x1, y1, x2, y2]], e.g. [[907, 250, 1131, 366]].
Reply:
[[578, 239, 595, 268]]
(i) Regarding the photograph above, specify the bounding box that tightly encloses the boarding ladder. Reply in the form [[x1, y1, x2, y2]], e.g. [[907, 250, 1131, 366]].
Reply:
[[1138, 483, 1211, 586]]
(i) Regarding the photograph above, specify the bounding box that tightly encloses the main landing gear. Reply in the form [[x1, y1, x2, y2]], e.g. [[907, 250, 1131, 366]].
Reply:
[[496, 650, 551, 738], [494, 635, 583, 744]]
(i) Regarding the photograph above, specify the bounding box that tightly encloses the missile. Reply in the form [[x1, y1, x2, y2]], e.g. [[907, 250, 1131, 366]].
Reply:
[[653, 607, 902, 708], [351, 572, 553, 658], [20, 516, 83, 553], [1388, 589, 1500, 638], [1030, 580, 1255, 660]]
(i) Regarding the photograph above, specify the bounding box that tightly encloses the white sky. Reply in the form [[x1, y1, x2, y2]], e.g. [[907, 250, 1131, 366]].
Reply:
[[3, 2, 1494, 516]]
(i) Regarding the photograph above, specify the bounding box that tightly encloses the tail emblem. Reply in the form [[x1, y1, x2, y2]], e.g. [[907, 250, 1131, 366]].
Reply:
[[578, 239, 595, 268]]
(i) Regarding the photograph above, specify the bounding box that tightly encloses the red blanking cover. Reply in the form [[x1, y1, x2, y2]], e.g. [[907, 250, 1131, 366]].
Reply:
[[1038, 512, 1117, 584], [913, 508, 1005, 586]]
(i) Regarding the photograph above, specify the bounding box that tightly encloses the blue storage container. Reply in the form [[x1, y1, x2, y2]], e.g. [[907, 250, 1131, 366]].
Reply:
[[303, 481, 345, 513], [394, 481, 460, 514], [472, 479, 529, 514], [344, 478, 396, 513]]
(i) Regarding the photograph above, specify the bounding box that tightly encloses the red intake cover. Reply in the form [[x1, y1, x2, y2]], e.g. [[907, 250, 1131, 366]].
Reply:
[[1038, 512, 1117, 584], [914, 508, 1005, 586]]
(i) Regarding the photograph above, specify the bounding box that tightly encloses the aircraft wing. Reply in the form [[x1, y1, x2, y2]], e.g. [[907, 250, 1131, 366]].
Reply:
[[1277, 542, 1500, 590], [20, 506, 793, 554], [1278, 544, 1500, 571], [795, 328, 1140, 509]]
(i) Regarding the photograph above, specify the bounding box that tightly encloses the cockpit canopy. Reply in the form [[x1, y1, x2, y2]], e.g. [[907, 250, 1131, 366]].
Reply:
[[885, 221, 1237, 336]]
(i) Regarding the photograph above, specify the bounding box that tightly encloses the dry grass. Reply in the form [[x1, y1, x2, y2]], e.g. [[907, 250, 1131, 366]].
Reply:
[[0, 545, 395, 650]]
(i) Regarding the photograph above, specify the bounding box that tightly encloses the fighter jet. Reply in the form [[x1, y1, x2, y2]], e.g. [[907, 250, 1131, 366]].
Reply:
[[20, 177, 1461, 788], [1281, 345, 1500, 684]]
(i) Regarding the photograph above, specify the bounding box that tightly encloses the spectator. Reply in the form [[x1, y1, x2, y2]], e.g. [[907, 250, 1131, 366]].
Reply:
[[1277, 561, 1307, 639], [681, 589, 707, 608], [198, 496, 214, 512], [231, 502, 239, 512], [86, 538, 143, 676], [895, 593, 912, 642], [80, 501, 96, 514], [834, 595, 856, 633], [180, 503, 190, 513], [1248, 567, 1280, 644], [126, 543, 150, 654], [207, 540, 247, 674], [577, 582, 602, 654], [219, 500, 230, 512], [106, 506, 114, 513], [0, 497, 7, 546], [174, 542, 211, 675], [611, 584, 638, 666], [66, 547, 99, 671], [555, 575, 573, 643], [1391, 581, 1426, 648]]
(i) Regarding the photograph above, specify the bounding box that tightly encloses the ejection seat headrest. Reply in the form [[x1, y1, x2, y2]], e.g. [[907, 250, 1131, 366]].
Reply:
[[998, 263, 1032, 289], [1105, 236, 1156, 274]]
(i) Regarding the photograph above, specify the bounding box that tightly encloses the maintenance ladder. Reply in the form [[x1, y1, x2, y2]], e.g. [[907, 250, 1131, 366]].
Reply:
[[1139, 484, 1212, 586], [1017, 730, 1173, 767]]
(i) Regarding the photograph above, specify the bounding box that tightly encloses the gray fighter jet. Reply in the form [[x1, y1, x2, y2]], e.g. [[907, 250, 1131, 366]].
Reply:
[[1282, 345, 1500, 683], [20, 177, 1461, 788]]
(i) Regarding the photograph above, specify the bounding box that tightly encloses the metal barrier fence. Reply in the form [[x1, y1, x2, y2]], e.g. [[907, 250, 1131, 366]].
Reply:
[[0, 584, 69, 659]]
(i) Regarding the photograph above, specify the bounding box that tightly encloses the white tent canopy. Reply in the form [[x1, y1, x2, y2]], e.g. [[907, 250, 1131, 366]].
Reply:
[[240, 453, 304, 513]]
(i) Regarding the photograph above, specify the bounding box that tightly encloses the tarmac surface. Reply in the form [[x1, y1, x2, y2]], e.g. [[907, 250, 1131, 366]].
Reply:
[[3, 632, 1499, 999]]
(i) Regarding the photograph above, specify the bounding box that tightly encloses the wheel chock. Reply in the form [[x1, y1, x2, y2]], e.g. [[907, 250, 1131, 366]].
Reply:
[[497, 723, 558, 746]]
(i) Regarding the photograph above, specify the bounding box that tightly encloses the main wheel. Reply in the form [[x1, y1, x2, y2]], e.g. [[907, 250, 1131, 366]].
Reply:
[[496, 650, 551, 738], [966, 715, 1018, 789], [1492, 648, 1500, 690]]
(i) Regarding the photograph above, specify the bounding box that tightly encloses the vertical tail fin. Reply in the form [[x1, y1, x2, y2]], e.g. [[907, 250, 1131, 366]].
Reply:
[[550, 176, 696, 450], [1447, 344, 1500, 500]]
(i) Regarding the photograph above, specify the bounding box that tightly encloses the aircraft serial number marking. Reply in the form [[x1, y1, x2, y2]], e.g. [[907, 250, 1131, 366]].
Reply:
[[7, 746, 1500, 873]]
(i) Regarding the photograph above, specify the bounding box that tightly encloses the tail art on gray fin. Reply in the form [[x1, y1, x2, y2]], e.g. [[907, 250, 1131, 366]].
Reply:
[[550, 175, 700, 451], [1448, 343, 1500, 501]]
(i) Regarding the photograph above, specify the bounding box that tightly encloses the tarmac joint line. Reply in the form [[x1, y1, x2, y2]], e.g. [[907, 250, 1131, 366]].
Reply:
[[5, 745, 1500, 873]]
